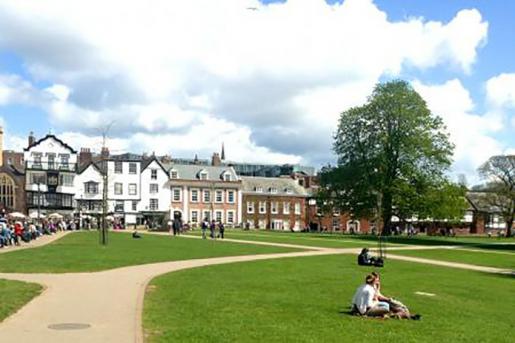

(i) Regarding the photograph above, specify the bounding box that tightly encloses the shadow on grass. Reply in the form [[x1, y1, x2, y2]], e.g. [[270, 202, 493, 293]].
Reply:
[[344, 235, 515, 251]]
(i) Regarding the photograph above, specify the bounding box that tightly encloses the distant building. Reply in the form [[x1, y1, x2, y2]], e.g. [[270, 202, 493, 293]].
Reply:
[[241, 176, 308, 231], [24, 133, 78, 218], [138, 157, 171, 226], [75, 162, 104, 220], [0, 127, 26, 215], [165, 164, 242, 226]]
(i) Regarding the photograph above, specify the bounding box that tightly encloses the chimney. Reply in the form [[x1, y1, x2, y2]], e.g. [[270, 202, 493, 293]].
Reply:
[[28, 131, 36, 147], [211, 152, 221, 166], [79, 147, 93, 166], [101, 146, 110, 158], [0, 126, 3, 167]]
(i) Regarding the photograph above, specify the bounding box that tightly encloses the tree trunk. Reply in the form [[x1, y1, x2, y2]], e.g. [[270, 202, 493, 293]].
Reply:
[[506, 219, 513, 238], [381, 191, 393, 235]]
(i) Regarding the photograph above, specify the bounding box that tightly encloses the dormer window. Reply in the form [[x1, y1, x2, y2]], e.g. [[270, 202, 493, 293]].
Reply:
[[284, 188, 293, 194], [223, 172, 232, 182], [269, 187, 278, 194], [255, 187, 263, 193], [199, 170, 208, 180], [170, 169, 178, 179]]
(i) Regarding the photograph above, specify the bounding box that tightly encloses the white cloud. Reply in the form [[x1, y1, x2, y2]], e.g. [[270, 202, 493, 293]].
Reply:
[[486, 73, 515, 109], [412, 79, 511, 184], [0, 0, 489, 165]]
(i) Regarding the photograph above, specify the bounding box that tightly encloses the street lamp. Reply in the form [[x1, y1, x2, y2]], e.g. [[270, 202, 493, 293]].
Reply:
[[37, 183, 43, 222]]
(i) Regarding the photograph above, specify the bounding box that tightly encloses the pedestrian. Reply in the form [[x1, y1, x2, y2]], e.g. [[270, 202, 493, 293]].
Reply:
[[210, 220, 216, 239], [218, 222, 225, 239], [201, 218, 208, 239], [172, 218, 182, 236]]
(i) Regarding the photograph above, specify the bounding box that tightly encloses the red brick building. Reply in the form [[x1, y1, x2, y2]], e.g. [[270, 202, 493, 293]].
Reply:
[[241, 176, 308, 231]]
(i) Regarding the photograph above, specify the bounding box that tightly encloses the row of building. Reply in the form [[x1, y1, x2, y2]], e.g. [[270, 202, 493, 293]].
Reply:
[[0, 129, 507, 234]]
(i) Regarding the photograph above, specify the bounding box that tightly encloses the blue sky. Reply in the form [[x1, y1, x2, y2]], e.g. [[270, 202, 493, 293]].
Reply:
[[0, 0, 513, 183]]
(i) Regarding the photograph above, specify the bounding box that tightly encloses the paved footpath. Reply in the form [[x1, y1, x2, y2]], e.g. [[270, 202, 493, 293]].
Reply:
[[0, 232, 513, 343], [0, 231, 70, 254]]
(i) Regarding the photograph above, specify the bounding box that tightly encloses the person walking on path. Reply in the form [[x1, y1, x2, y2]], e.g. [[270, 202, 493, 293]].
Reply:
[[210, 220, 216, 239], [218, 222, 225, 239]]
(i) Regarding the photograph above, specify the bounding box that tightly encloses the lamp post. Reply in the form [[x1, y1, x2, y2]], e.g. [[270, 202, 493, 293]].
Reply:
[[37, 183, 42, 222]]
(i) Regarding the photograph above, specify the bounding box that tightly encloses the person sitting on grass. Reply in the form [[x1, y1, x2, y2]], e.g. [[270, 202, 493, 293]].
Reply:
[[132, 229, 142, 239], [351, 274, 390, 317], [358, 248, 383, 267], [371, 272, 421, 320]]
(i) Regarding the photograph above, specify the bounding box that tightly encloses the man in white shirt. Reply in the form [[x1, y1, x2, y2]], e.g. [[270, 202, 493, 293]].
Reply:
[[351, 274, 390, 316]]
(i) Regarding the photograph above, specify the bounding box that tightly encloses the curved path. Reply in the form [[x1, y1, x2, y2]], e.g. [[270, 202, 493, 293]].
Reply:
[[0, 231, 70, 254], [0, 233, 512, 343]]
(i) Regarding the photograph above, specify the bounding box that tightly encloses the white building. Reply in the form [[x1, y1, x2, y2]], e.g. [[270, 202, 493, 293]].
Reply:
[[75, 162, 104, 217], [24, 134, 78, 217], [138, 157, 172, 225]]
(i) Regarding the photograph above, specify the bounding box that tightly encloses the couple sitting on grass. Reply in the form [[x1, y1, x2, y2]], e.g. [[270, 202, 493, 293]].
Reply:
[[351, 272, 421, 320]]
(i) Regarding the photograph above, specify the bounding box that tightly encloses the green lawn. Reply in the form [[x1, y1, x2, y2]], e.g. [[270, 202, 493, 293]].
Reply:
[[389, 248, 515, 269], [144, 254, 515, 343], [186, 229, 395, 249], [0, 232, 298, 273], [0, 279, 42, 322]]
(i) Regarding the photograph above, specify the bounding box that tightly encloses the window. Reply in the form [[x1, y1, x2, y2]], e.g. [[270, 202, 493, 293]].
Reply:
[[285, 188, 293, 194], [151, 169, 157, 180], [259, 201, 266, 214], [284, 220, 290, 231], [283, 202, 290, 215], [247, 201, 254, 214], [132, 201, 138, 211], [203, 190, 211, 203], [332, 218, 340, 230], [129, 183, 137, 195], [215, 210, 223, 223], [191, 210, 199, 223], [129, 163, 137, 174], [255, 187, 263, 193], [115, 200, 124, 212], [172, 188, 181, 202], [295, 203, 301, 215], [114, 162, 123, 174], [269, 187, 277, 194], [226, 211, 235, 224], [150, 183, 159, 194], [59, 174, 74, 187], [223, 173, 231, 181], [149, 199, 159, 211], [215, 190, 223, 203], [191, 189, 199, 202], [199, 171, 208, 180], [59, 154, 70, 170], [272, 220, 283, 230], [271, 202, 278, 214], [7, 158, 12, 165], [114, 183, 123, 195], [32, 153, 42, 168], [0, 175, 15, 209], [84, 182, 99, 195], [170, 170, 178, 179], [47, 153, 56, 170], [30, 172, 46, 185], [258, 219, 266, 229], [203, 210, 211, 221], [227, 190, 235, 203]]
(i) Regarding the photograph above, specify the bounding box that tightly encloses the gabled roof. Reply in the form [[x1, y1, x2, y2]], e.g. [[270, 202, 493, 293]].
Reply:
[[77, 161, 105, 175], [141, 157, 168, 175], [24, 134, 77, 154]]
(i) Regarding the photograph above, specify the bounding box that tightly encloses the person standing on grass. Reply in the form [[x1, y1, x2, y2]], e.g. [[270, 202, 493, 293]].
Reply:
[[201, 218, 208, 239], [210, 220, 216, 239], [172, 218, 182, 236], [218, 222, 225, 239]]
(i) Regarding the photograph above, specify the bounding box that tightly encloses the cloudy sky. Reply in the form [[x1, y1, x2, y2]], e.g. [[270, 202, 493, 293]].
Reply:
[[0, 0, 514, 184]]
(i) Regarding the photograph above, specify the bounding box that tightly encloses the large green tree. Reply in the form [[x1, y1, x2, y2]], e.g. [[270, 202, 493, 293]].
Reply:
[[478, 155, 515, 237], [321, 80, 461, 233]]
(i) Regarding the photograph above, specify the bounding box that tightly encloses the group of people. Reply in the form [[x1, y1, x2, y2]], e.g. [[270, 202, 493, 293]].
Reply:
[[201, 219, 225, 240], [351, 272, 420, 320], [0, 218, 65, 248]]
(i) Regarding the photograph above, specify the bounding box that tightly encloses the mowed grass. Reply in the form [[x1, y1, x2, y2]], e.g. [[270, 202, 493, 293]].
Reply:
[[186, 229, 392, 249], [0, 279, 42, 322], [389, 248, 515, 269], [144, 255, 515, 343], [0, 232, 298, 273]]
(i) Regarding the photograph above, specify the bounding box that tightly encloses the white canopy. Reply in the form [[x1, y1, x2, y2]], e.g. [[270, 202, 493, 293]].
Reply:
[[48, 213, 64, 219], [8, 212, 26, 219]]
